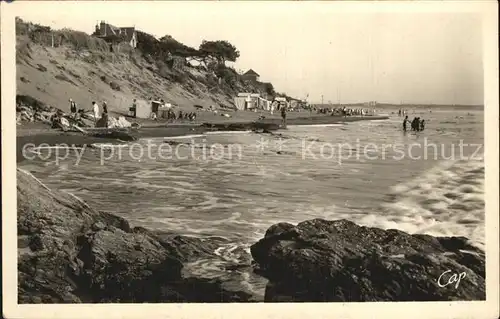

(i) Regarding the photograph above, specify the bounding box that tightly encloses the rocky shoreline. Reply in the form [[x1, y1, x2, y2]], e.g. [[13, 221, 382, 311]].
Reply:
[[250, 220, 485, 302], [17, 168, 485, 303], [17, 168, 257, 303]]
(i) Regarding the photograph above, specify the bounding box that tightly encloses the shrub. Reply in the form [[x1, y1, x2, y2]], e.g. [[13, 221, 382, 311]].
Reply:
[[16, 95, 48, 111], [16, 39, 32, 62], [155, 60, 171, 79], [83, 55, 97, 64], [15, 18, 30, 36], [171, 72, 188, 84], [215, 65, 237, 87], [55, 73, 76, 86], [100, 75, 107, 82], [143, 54, 155, 65], [55, 29, 109, 51], [136, 31, 200, 61], [68, 70, 81, 79], [37, 64, 47, 72], [110, 81, 121, 91], [159, 35, 199, 57], [17, 18, 109, 52]]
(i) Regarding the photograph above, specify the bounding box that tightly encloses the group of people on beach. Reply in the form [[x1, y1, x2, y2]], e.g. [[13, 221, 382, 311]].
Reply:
[[398, 109, 408, 116], [164, 109, 197, 121], [403, 115, 425, 132], [314, 106, 374, 117], [67, 98, 108, 125], [66, 97, 199, 127]]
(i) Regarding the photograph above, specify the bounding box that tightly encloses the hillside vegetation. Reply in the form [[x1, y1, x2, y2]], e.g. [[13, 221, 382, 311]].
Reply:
[[16, 18, 283, 115]]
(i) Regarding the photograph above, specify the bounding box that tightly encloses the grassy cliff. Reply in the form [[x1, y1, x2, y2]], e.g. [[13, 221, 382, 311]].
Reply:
[[16, 18, 278, 115]]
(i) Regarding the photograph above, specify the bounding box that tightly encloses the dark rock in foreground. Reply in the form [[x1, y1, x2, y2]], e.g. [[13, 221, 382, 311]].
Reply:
[[250, 219, 485, 302], [17, 168, 253, 303]]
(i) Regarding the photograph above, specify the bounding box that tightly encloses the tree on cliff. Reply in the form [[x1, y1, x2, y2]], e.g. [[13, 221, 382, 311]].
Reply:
[[199, 40, 240, 65], [136, 31, 199, 59], [159, 35, 199, 57], [214, 64, 238, 87], [263, 83, 275, 97], [136, 31, 165, 58]]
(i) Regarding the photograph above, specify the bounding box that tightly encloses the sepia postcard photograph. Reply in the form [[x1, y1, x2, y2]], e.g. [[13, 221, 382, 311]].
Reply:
[[1, 1, 499, 318]]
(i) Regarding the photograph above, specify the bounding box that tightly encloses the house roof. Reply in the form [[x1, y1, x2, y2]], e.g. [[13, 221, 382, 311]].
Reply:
[[243, 69, 259, 77], [102, 23, 120, 36], [120, 27, 136, 42], [99, 22, 135, 42]]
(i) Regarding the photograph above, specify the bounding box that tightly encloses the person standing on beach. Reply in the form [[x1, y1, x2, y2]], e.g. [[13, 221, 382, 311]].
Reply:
[[102, 101, 108, 115], [131, 99, 137, 118], [281, 105, 287, 128], [92, 101, 100, 126], [69, 98, 77, 119]]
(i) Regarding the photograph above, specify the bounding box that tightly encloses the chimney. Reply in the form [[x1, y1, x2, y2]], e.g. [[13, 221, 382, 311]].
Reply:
[[100, 21, 106, 36], [95, 24, 99, 35]]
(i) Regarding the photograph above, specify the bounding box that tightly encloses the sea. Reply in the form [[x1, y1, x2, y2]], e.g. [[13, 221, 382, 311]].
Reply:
[[18, 108, 485, 299]]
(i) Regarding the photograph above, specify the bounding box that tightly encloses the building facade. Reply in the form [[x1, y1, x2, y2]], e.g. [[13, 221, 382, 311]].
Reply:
[[241, 69, 260, 82], [94, 21, 137, 48]]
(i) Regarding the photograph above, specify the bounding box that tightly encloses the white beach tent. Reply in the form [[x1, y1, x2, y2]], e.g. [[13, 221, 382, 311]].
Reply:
[[234, 97, 247, 110], [127, 99, 162, 119], [235, 93, 259, 110], [132, 99, 152, 118]]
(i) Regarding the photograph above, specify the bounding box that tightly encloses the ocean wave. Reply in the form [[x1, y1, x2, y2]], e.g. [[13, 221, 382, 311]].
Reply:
[[380, 159, 484, 249]]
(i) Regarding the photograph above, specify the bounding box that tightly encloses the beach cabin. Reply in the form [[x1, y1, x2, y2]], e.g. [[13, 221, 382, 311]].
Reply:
[[126, 99, 169, 119], [289, 99, 299, 110], [274, 97, 290, 110], [241, 69, 260, 82], [157, 102, 173, 119], [151, 100, 162, 116], [152, 100, 177, 119]]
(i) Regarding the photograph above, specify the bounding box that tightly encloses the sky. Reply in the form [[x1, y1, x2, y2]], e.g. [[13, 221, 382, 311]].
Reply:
[[10, 1, 485, 105]]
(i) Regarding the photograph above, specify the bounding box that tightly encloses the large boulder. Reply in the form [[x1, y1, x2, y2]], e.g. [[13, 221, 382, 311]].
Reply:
[[250, 218, 485, 302], [17, 168, 253, 303]]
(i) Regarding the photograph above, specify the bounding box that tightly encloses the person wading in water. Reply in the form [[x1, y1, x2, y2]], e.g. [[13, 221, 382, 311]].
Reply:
[[403, 115, 409, 132], [281, 105, 287, 128], [411, 117, 420, 131]]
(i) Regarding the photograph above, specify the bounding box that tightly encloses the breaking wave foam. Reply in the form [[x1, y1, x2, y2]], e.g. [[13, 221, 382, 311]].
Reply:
[[378, 159, 484, 249]]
